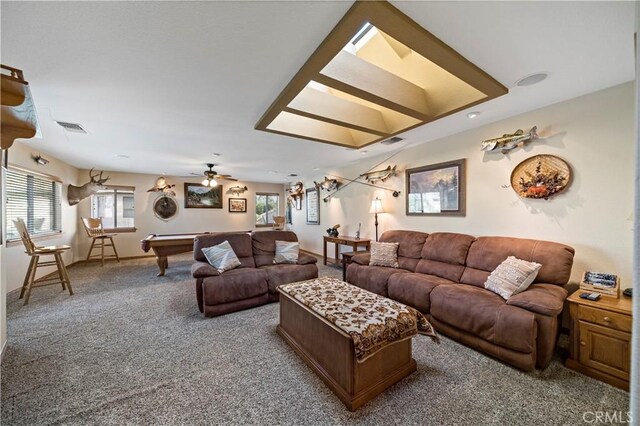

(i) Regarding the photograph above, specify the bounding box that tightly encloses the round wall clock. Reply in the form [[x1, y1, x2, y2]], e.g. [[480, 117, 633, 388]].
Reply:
[[510, 154, 571, 200], [153, 194, 178, 221]]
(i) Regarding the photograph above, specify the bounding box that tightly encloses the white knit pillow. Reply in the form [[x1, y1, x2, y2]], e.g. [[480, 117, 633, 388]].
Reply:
[[369, 242, 399, 268], [484, 256, 542, 300], [273, 241, 299, 264], [202, 240, 241, 273]]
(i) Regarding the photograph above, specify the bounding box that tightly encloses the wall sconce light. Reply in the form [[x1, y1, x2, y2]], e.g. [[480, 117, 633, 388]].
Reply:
[[33, 154, 49, 166]]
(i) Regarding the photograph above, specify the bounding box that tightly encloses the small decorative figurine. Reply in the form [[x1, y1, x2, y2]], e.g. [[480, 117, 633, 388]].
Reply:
[[355, 223, 361, 240]]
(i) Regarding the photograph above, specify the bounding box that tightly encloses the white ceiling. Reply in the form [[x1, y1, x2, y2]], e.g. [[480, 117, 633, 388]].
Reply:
[[1, 1, 635, 183]]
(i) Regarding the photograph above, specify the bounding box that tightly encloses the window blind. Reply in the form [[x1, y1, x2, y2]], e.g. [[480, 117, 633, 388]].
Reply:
[[5, 168, 62, 240]]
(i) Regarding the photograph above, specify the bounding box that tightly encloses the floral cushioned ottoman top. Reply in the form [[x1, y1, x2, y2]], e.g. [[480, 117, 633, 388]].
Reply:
[[278, 277, 439, 362]]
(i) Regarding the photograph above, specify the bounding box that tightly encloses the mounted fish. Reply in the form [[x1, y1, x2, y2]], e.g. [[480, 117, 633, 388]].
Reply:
[[147, 176, 176, 197], [67, 169, 110, 206], [287, 181, 304, 206], [227, 185, 248, 196], [481, 126, 538, 154], [314, 176, 340, 192], [359, 165, 397, 184]]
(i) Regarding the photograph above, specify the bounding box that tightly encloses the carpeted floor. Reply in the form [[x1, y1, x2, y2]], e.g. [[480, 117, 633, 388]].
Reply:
[[1, 254, 630, 425]]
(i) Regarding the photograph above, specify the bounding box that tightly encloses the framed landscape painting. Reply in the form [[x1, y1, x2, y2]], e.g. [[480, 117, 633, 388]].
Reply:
[[228, 198, 247, 213], [184, 183, 223, 208], [406, 159, 466, 216]]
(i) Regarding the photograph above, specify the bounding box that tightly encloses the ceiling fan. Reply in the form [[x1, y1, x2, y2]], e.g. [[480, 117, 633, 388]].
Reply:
[[193, 163, 237, 187]]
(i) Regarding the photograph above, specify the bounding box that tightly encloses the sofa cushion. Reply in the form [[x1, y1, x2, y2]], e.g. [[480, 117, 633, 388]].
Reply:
[[274, 240, 299, 264], [260, 264, 319, 294], [297, 252, 318, 265], [388, 273, 454, 314], [506, 283, 568, 316], [252, 230, 298, 267], [430, 284, 536, 353], [415, 233, 475, 282], [462, 236, 574, 286], [352, 253, 416, 271], [202, 240, 242, 273], [201, 268, 268, 306], [194, 232, 255, 268], [192, 261, 220, 278], [484, 256, 541, 300], [346, 263, 408, 297], [379, 230, 429, 258], [369, 242, 399, 268]]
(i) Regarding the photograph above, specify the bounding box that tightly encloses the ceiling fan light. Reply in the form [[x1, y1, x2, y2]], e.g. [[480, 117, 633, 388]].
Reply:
[[209, 179, 218, 187], [201, 178, 210, 186]]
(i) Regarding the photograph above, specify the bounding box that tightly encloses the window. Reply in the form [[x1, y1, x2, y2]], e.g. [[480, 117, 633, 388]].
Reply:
[[5, 168, 62, 241], [255, 193, 280, 226], [90, 186, 135, 231]]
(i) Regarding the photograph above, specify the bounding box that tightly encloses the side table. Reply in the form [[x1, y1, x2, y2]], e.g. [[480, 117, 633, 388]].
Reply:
[[565, 290, 633, 390], [323, 235, 371, 266]]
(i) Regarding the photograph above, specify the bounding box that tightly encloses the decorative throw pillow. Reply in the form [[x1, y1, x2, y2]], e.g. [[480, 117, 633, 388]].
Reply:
[[369, 242, 399, 268], [274, 240, 299, 264], [202, 240, 242, 273], [484, 256, 542, 300]]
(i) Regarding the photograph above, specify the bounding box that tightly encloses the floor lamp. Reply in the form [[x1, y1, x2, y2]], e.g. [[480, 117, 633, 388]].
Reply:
[[369, 197, 385, 242]]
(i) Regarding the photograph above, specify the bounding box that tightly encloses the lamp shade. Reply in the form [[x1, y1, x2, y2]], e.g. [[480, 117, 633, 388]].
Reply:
[[369, 198, 384, 214]]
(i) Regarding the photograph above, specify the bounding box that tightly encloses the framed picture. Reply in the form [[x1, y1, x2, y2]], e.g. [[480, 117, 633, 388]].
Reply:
[[228, 197, 247, 213], [295, 197, 302, 210], [184, 183, 223, 208], [406, 159, 465, 216], [306, 187, 320, 224]]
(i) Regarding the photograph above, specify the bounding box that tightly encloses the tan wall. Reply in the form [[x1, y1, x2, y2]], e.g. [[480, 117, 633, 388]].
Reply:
[[74, 171, 285, 259], [291, 82, 635, 289], [1, 142, 82, 294]]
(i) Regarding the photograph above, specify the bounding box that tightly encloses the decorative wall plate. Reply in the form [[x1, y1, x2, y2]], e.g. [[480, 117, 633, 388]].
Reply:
[[510, 154, 571, 200], [153, 195, 178, 221]]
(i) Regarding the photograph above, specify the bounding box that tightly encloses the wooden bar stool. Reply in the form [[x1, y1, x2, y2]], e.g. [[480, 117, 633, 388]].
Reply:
[[13, 218, 73, 305], [81, 217, 120, 266]]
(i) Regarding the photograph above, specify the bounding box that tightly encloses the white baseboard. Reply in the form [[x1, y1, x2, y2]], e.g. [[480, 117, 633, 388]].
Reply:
[[0, 339, 6, 364]]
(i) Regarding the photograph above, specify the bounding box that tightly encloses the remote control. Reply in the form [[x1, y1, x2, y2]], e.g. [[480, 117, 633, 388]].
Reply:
[[579, 292, 600, 301]]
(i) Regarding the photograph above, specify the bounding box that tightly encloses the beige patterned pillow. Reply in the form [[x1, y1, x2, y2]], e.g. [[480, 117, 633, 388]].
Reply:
[[369, 242, 399, 268], [484, 256, 542, 300]]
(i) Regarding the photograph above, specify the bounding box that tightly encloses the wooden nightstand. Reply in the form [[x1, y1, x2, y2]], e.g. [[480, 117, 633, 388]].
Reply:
[[341, 251, 369, 281], [565, 290, 633, 390]]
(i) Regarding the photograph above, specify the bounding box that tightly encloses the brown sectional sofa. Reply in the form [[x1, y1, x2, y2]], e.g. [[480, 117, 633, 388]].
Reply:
[[346, 230, 575, 371], [192, 231, 318, 317]]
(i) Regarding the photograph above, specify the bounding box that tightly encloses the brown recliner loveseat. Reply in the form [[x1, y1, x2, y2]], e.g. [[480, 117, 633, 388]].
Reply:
[[346, 230, 575, 371], [192, 230, 318, 317]]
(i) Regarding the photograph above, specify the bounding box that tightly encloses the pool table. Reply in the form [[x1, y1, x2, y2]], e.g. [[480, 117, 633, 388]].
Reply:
[[141, 233, 210, 276], [141, 231, 251, 276]]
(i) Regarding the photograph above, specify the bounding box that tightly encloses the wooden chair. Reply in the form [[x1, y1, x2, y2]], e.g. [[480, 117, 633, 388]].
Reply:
[[81, 217, 120, 266], [272, 216, 285, 230], [13, 218, 73, 305]]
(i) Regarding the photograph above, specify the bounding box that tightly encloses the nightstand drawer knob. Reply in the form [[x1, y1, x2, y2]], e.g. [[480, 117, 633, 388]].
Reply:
[[580, 341, 586, 346], [603, 317, 611, 322]]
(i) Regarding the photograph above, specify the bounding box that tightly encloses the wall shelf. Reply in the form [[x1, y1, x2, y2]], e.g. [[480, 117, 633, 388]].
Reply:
[[1, 65, 39, 149]]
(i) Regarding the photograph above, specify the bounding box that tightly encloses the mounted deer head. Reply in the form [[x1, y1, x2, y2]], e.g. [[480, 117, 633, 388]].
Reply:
[[67, 168, 110, 206]]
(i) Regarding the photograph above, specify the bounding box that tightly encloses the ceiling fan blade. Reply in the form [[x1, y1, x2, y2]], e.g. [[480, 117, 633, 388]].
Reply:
[[219, 176, 238, 181]]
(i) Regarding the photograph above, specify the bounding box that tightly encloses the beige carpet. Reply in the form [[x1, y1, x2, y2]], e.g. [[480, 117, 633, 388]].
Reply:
[[1, 254, 629, 425]]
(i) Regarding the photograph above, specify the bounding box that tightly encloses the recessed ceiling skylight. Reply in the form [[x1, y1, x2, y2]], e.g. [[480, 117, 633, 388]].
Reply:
[[255, 1, 508, 149]]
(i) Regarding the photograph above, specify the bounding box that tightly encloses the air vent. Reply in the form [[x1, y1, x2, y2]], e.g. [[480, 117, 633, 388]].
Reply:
[[56, 121, 87, 134], [381, 137, 403, 145]]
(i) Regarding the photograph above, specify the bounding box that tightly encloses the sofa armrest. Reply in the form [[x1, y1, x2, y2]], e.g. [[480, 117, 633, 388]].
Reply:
[[506, 283, 568, 316], [297, 253, 318, 265], [351, 253, 371, 265], [191, 261, 220, 278]]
